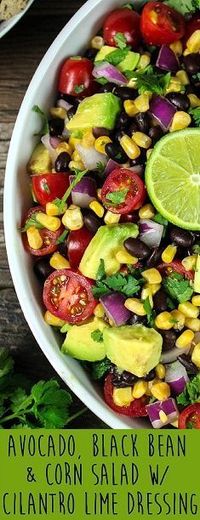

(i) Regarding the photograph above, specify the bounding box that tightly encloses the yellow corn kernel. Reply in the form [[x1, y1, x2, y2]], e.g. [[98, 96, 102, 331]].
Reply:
[[170, 40, 183, 56], [146, 148, 153, 160], [120, 135, 141, 160], [132, 380, 148, 399], [151, 382, 171, 401], [170, 111, 192, 132], [104, 211, 120, 225], [125, 298, 146, 316], [36, 212, 61, 232], [138, 53, 151, 69], [176, 329, 195, 349], [124, 99, 139, 117], [187, 30, 200, 53], [44, 311, 65, 327], [170, 309, 185, 331], [56, 142, 73, 156], [62, 205, 83, 231], [89, 200, 104, 218], [146, 283, 161, 295], [115, 249, 138, 265], [161, 245, 177, 263], [191, 342, 200, 368], [94, 303, 105, 318], [69, 160, 85, 171], [188, 93, 200, 108], [91, 35, 104, 49], [176, 70, 189, 85], [155, 312, 174, 330], [155, 363, 166, 380], [146, 378, 159, 396], [95, 136, 112, 154], [26, 226, 43, 250], [113, 387, 134, 407], [82, 129, 95, 148], [138, 203, 155, 219], [166, 77, 182, 93], [142, 268, 162, 285], [46, 202, 67, 217], [183, 48, 190, 56], [72, 150, 82, 162], [141, 287, 153, 307], [50, 107, 66, 119], [134, 93, 150, 112], [185, 318, 200, 332], [50, 252, 70, 270], [192, 295, 200, 307], [159, 410, 169, 424], [150, 10, 158, 24], [132, 131, 152, 149], [178, 302, 199, 319], [68, 136, 82, 151], [182, 255, 197, 271]]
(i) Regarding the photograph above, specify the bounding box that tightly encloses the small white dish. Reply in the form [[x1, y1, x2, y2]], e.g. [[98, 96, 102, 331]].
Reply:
[[0, 0, 35, 39]]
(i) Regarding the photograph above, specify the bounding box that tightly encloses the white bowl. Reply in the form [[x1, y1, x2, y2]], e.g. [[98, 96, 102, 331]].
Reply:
[[4, 0, 149, 429], [0, 0, 35, 39]]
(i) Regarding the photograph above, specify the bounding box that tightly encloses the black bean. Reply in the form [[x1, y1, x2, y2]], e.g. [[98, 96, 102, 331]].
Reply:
[[34, 259, 53, 282], [127, 121, 139, 136], [146, 247, 164, 268], [99, 83, 116, 94], [84, 48, 98, 60], [161, 330, 177, 351], [169, 226, 194, 248], [49, 118, 64, 137], [114, 86, 137, 100], [148, 126, 163, 144], [55, 152, 71, 173], [183, 53, 200, 76], [117, 111, 130, 128], [92, 127, 110, 138], [178, 355, 199, 375], [120, 213, 138, 224], [113, 128, 126, 142], [124, 237, 150, 259], [112, 369, 138, 387], [166, 92, 190, 112], [83, 212, 102, 234], [134, 112, 150, 134], [144, 369, 156, 381], [105, 142, 127, 163], [58, 92, 79, 107], [67, 106, 77, 120], [153, 289, 168, 313]]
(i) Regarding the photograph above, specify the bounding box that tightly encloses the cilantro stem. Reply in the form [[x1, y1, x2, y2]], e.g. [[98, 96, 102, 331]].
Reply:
[[62, 169, 88, 203], [0, 396, 33, 424], [64, 407, 88, 425]]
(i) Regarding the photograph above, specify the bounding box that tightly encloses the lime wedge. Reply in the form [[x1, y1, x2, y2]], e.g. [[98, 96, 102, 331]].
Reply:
[[145, 128, 200, 230]]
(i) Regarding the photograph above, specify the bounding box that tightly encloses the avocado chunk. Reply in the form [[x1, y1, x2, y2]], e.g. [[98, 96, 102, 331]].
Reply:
[[194, 255, 200, 293], [67, 93, 121, 132], [61, 317, 108, 361], [27, 142, 52, 174], [79, 223, 139, 280], [104, 324, 162, 377], [95, 45, 140, 73]]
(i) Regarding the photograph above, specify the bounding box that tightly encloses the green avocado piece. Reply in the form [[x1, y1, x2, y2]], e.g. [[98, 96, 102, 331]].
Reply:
[[66, 93, 121, 132], [61, 317, 108, 361], [194, 255, 200, 293], [104, 325, 163, 377], [79, 223, 139, 280], [95, 45, 140, 73], [27, 142, 52, 174]]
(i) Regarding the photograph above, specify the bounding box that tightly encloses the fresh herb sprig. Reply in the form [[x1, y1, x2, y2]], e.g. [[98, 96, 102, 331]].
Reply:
[[125, 66, 171, 95], [164, 0, 200, 15], [189, 107, 200, 127], [163, 272, 194, 304], [93, 259, 144, 298], [21, 215, 44, 233], [53, 168, 88, 212], [177, 374, 200, 406], [32, 105, 49, 137]]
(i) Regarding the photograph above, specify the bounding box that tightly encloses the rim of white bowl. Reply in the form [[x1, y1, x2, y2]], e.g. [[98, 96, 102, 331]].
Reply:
[[0, 0, 35, 39]]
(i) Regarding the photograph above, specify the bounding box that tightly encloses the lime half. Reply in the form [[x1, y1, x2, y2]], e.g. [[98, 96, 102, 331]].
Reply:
[[145, 128, 200, 230]]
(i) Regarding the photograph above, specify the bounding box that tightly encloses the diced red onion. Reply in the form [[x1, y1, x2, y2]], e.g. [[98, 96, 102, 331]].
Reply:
[[49, 136, 61, 149], [57, 98, 73, 111], [149, 96, 176, 131], [76, 143, 107, 170], [156, 45, 179, 73], [62, 117, 70, 139], [92, 62, 128, 86], [165, 360, 189, 395], [128, 165, 144, 177], [69, 175, 97, 208], [161, 345, 191, 364], [146, 398, 179, 429], [104, 159, 120, 176], [139, 219, 164, 248], [100, 292, 131, 326], [41, 133, 57, 165]]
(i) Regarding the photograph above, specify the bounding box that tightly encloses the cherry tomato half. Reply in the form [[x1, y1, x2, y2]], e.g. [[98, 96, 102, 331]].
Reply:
[[140, 1, 185, 46], [158, 260, 194, 281], [179, 403, 200, 429], [43, 269, 96, 323], [32, 173, 70, 206], [101, 168, 145, 214], [104, 374, 148, 417], [103, 8, 141, 49], [67, 227, 93, 270], [58, 57, 94, 98], [22, 206, 63, 257], [183, 13, 200, 47]]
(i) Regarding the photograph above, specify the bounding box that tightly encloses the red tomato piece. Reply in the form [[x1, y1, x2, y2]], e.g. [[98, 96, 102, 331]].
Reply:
[[32, 173, 70, 206], [22, 206, 63, 257], [101, 168, 145, 214], [183, 13, 200, 47], [43, 269, 96, 323], [140, 1, 185, 45], [103, 8, 141, 49], [67, 227, 93, 269], [158, 260, 194, 281], [104, 374, 148, 417], [179, 403, 200, 429], [58, 57, 94, 98]]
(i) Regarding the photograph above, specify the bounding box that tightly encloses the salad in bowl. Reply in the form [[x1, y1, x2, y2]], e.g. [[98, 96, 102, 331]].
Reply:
[[13, 0, 200, 428]]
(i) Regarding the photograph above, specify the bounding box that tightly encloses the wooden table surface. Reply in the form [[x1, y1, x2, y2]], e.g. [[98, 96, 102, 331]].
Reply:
[[0, 0, 107, 428]]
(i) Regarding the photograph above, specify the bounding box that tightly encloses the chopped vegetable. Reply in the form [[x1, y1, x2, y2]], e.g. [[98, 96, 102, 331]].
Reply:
[[177, 374, 200, 406], [91, 329, 104, 343], [149, 95, 176, 130], [126, 66, 171, 95], [90, 358, 112, 380], [189, 107, 200, 127], [100, 292, 131, 325], [163, 272, 194, 303]]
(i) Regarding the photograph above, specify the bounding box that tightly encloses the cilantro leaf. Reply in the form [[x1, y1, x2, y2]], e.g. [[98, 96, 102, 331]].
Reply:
[[93, 261, 144, 298], [193, 243, 200, 255], [74, 84, 85, 94], [125, 66, 171, 95], [189, 107, 200, 126], [0, 348, 14, 379], [96, 259, 106, 281], [92, 282, 110, 298], [32, 105, 49, 136], [177, 374, 200, 406], [143, 297, 156, 327], [97, 48, 129, 66], [95, 77, 109, 85], [163, 272, 193, 303], [106, 189, 128, 206], [154, 213, 168, 227], [52, 169, 88, 207], [20, 214, 44, 232], [114, 32, 128, 49], [56, 229, 69, 244], [164, 0, 200, 15], [91, 329, 104, 343], [90, 358, 112, 380], [31, 380, 73, 429], [96, 161, 105, 174]]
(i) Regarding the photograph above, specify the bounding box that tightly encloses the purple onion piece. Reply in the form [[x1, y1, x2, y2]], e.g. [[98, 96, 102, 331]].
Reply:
[[92, 62, 128, 86], [146, 398, 179, 429], [69, 175, 97, 208], [104, 159, 120, 176], [149, 96, 176, 131], [100, 292, 131, 326], [156, 45, 179, 73], [49, 136, 61, 149], [165, 360, 189, 395], [41, 133, 57, 165], [139, 219, 164, 249]]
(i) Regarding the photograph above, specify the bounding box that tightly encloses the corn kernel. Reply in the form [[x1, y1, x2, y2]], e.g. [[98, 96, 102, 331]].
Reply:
[[134, 93, 150, 112], [170, 40, 183, 56], [146, 283, 161, 295], [46, 202, 67, 217], [178, 302, 199, 319], [146, 148, 153, 160], [142, 268, 162, 284], [69, 160, 85, 171], [155, 311, 174, 330], [50, 252, 70, 270], [188, 93, 200, 108], [192, 295, 200, 307], [50, 107, 66, 119], [68, 136, 82, 151], [170, 309, 185, 331], [104, 211, 120, 225], [91, 36, 104, 49], [124, 99, 139, 117], [94, 304, 105, 318], [176, 70, 189, 85], [132, 380, 148, 399], [187, 30, 200, 53], [120, 135, 141, 160], [159, 411, 169, 424], [72, 150, 82, 162], [141, 287, 153, 307], [170, 111, 191, 132], [36, 212, 61, 231], [132, 131, 152, 149], [95, 136, 112, 154], [115, 249, 138, 265], [56, 142, 73, 156], [138, 53, 151, 69], [182, 255, 197, 271], [125, 298, 147, 316], [44, 311, 65, 327], [176, 329, 195, 349], [161, 245, 177, 263], [146, 378, 159, 396], [139, 203, 155, 219], [150, 10, 158, 24], [191, 342, 200, 368], [113, 387, 134, 407], [155, 363, 166, 380], [185, 318, 200, 332], [151, 382, 171, 401], [183, 48, 190, 56], [62, 205, 83, 230], [89, 200, 104, 218], [27, 226, 43, 250], [82, 129, 95, 148], [166, 77, 182, 93]]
